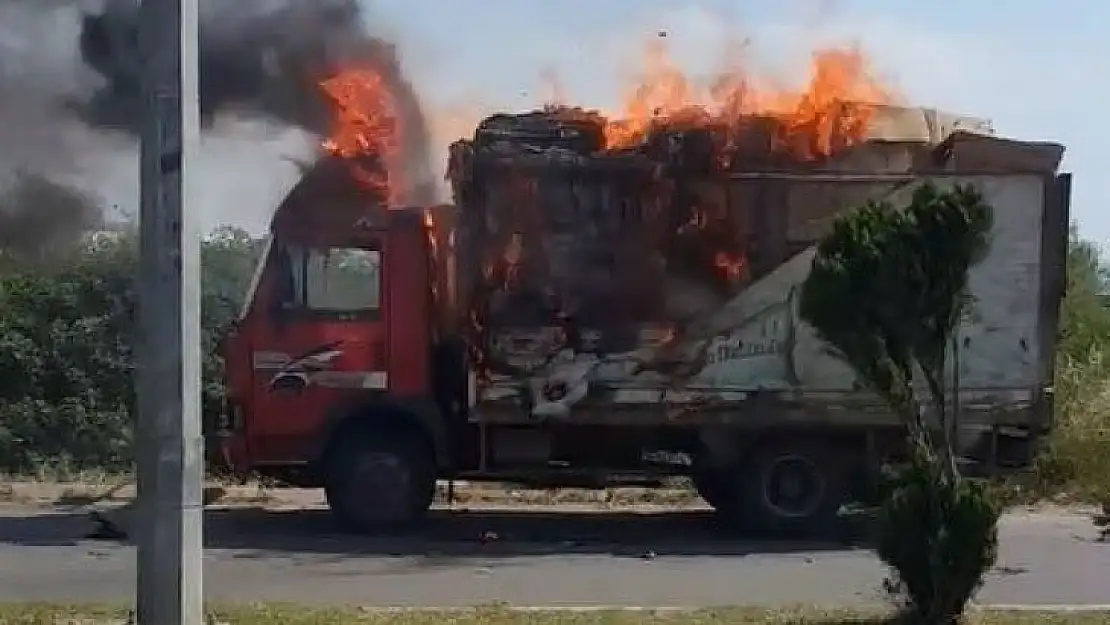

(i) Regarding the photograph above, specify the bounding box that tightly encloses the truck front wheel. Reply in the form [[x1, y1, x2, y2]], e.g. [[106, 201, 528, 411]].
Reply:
[[324, 429, 436, 533]]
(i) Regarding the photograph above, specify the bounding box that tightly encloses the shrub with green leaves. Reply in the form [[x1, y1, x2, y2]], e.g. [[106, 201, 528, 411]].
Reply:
[[1035, 233, 1110, 502], [878, 449, 1001, 624], [0, 227, 262, 476], [800, 181, 997, 622]]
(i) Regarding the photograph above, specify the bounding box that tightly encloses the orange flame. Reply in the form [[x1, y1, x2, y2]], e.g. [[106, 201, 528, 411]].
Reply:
[[319, 68, 404, 207], [713, 251, 748, 285], [603, 40, 894, 161]]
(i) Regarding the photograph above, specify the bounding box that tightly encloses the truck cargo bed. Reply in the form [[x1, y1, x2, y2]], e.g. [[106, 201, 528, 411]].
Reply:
[[449, 111, 1069, 432]]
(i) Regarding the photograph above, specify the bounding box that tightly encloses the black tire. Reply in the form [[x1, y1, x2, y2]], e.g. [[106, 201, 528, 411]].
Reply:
[[739, 440, 849, 537], [324, 430, 436, 533]]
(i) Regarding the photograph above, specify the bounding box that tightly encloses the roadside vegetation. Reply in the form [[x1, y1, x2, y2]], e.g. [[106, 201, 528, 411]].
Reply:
[[1029, 232, 1110, 503], [0, 219, 261, 476]]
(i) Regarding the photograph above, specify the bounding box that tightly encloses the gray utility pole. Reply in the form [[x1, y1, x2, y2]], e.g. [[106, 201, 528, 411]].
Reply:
[[135, 0, 203, 621]]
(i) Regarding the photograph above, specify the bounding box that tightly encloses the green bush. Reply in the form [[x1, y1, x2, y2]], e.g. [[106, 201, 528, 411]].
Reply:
[[878, 449, 1001, 624], [1034, 350, 1110, 501], [1022, 233, 1110, 502], [0, 242, 135, 474], [800, 182, 996, 622], [0, 227, 262, 476]]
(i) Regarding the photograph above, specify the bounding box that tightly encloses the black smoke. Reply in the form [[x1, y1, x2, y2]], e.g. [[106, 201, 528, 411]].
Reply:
[[0, 171, 103, 265], [78, 0, 436, 203], [0, 0, 119, 261]]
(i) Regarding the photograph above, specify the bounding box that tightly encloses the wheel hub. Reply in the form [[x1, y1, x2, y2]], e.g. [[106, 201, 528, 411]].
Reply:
[[347, 452, 411, 523], [762, 454, 825, 519]]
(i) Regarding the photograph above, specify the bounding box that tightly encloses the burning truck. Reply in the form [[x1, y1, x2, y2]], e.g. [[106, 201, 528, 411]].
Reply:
[[217, 99, 1069, 535]]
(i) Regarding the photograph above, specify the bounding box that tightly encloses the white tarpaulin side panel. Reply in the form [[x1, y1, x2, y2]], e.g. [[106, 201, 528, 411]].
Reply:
[[458, 106, 1065, 426], [694, 174, 1046, 395], [476, 173, 1058, 427]]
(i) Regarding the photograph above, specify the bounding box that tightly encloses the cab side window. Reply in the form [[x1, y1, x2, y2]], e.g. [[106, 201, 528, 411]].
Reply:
[[282, 245, 381, 315]]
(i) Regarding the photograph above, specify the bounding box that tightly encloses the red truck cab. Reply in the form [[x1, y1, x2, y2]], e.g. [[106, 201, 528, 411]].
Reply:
[[218, 158, 460, 529]]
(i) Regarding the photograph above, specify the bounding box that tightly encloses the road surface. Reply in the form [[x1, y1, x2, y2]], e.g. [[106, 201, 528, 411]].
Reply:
[[0, 503, 1105, 608]]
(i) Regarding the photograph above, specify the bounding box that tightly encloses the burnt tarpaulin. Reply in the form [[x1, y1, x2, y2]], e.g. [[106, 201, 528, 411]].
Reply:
[[449, 110, 766, 421], [446, 106, 1057, 421], [451, 111, 749, 342]]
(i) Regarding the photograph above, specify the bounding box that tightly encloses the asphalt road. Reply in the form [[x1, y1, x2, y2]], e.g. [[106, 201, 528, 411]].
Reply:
[[0, 503, 1106, 608]]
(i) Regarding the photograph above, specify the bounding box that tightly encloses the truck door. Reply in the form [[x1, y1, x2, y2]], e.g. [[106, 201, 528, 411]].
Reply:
[[245, 237, 389, 462]]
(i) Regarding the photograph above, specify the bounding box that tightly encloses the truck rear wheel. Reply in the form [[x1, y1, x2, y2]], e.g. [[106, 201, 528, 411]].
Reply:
[[324, 429, 436, 533], [739, 439, 849, 536]]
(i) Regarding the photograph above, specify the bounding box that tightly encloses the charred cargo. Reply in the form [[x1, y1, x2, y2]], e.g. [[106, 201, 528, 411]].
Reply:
[[447, 106, 1068, 438]]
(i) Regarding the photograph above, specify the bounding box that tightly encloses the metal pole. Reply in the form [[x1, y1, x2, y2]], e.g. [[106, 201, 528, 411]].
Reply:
[[135, 0, 203, 621]]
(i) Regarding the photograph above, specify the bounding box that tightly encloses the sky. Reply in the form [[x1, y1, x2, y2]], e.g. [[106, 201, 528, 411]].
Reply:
[[38, 0, 1105, 242]]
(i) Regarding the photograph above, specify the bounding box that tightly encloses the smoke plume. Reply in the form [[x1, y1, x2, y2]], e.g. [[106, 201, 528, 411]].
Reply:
[[0, 0, 437, 251], [0, 172, 103, 265], [79, 0, 437, 203], [0, 0, 121, 258]]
